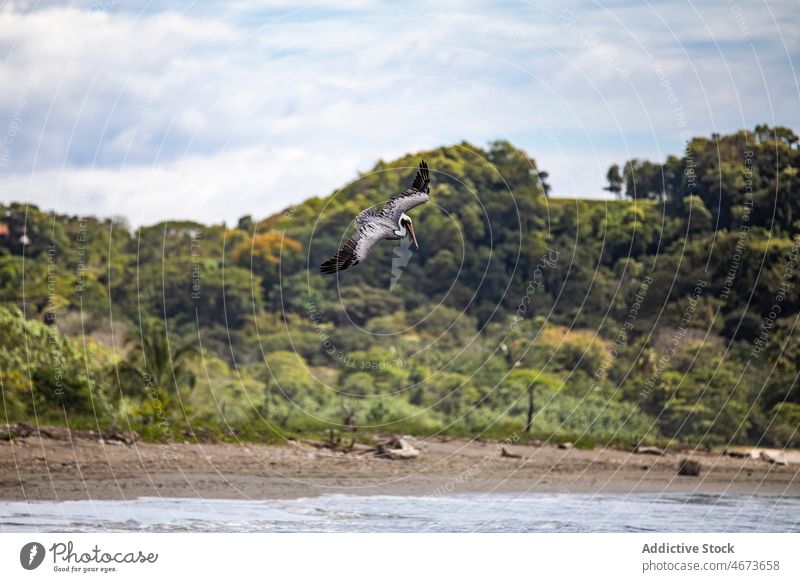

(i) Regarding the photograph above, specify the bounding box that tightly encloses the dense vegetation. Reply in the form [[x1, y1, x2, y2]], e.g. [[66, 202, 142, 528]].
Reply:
[[2, 126, 799, 449]]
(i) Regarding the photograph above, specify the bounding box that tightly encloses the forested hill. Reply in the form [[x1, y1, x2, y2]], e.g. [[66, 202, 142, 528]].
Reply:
[[1, 126, 799, 448]]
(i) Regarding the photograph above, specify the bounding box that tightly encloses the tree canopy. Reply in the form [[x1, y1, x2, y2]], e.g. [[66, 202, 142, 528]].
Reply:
[[1, 127, 799, 448]]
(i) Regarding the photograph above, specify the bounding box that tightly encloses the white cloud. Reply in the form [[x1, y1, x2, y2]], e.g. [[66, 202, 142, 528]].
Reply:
[[0, 0, 797, 225], [3, 146, 361, 226]]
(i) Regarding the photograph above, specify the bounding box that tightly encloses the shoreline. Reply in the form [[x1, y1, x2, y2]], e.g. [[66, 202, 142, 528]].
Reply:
[[1, 435, 798, 502]]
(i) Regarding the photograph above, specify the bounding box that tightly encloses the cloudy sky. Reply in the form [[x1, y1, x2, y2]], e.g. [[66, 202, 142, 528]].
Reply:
[[1, 0, 798, 226]]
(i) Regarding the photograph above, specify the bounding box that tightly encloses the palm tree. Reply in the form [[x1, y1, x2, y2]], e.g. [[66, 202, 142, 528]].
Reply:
[[118, 318, 197, 421]]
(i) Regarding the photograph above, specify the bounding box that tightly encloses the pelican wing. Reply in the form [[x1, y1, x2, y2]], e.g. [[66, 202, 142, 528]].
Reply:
[[380, 161, 430, 222], [320, 210, 394, 274], [319, 160, 431, 274]]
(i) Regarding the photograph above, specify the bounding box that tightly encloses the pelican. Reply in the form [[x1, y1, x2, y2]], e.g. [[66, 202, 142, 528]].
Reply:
[[320, 161, 430, 274]]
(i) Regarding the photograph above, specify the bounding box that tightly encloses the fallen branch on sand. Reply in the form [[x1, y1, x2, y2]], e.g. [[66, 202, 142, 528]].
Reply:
[[350, 437, 421, 460], [1, 423, 139, 446], [374, 437, 419, 460], [759, 451, 788, 465], [300, 437, 359, 454]]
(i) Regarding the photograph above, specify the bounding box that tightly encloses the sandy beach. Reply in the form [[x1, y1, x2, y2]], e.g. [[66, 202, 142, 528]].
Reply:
[[1, 432, 798, 502]]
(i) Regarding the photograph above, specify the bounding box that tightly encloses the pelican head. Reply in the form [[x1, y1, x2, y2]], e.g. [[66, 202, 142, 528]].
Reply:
[[398, 213, 419, 250]]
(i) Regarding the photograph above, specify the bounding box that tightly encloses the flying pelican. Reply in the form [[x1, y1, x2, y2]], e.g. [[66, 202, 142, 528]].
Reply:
[[320, 161, 430, 274]]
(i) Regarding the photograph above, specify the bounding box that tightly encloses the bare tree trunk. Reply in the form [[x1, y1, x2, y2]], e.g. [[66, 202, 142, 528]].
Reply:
[[524, 385, 534, 433]]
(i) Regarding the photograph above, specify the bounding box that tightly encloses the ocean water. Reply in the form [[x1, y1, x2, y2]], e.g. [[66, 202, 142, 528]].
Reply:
[[1, 493, 798, 533]]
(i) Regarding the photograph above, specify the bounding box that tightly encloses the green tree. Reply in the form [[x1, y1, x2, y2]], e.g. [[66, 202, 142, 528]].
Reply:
[[604, 164, 624, 197], [505, 369, 561, 433], [119, 318, 198, 422]]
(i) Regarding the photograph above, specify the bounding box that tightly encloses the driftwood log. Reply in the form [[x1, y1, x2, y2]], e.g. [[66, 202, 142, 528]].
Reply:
[[374, 437, 420, 460], [0, 423, 139, 446], [724, 449, 753, 459], [759, 451, 788, 465]]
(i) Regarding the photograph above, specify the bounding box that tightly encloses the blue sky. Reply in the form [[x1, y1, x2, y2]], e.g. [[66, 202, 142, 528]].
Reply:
[[1, 0, 798, 226]]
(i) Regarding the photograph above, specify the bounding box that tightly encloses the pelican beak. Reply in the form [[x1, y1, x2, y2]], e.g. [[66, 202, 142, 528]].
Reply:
[[407, 221, 419, 250]]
